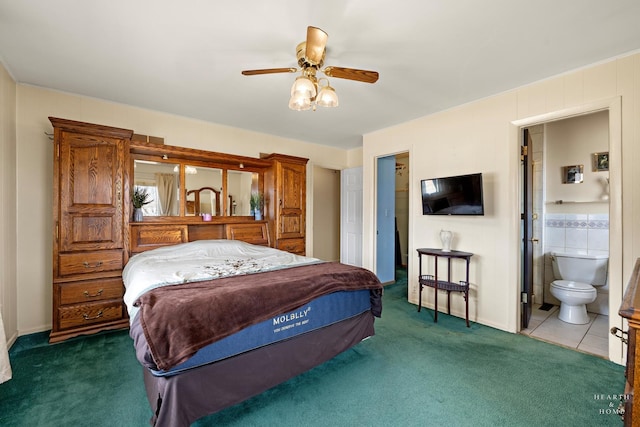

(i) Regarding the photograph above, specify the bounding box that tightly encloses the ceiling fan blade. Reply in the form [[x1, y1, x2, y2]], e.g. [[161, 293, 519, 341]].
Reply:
[[323, 66, 379, 83], [305, 26, 328, 65], [241, 68, 297, 76]]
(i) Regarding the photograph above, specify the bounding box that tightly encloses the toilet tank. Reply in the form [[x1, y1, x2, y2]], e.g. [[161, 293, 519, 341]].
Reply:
[[551, 251, 608, 286]]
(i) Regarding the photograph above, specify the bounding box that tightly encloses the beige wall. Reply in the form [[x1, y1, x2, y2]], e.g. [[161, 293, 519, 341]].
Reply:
[[0, 62, 17, 345], [545, 111, 609, 213], [346, 146, 363, 168], [363, 53, 640, 364], [14, 85, 352, 335]]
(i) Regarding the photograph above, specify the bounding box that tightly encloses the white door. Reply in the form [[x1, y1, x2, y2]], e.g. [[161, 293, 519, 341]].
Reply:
[[340, 167, 363, 266]]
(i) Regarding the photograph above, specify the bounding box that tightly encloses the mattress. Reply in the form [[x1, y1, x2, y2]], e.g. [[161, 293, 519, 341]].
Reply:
[[137, 288, 372, 376], [123, 239, 321, 324]]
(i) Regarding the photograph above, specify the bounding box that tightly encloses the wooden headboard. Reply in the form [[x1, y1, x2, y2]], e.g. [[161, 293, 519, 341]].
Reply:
[[129, 221, 270, 255]]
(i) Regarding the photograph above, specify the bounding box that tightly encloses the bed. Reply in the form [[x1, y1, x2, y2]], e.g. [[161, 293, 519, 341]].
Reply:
[[123, 238, 383, 427]]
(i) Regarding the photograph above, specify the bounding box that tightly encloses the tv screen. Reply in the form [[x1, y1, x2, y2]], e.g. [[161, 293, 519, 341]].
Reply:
[[421, 173, 484, 215]]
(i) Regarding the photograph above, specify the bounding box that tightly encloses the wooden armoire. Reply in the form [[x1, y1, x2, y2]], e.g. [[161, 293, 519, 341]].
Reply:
[[49, 117, 132, 343], [262, 154, 308, 255]]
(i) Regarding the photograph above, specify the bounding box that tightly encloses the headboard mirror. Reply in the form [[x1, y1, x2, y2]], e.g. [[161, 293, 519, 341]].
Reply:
[[185, 166, 223, 216], [228, 170, 259, 216], [133, 159, 180, 216], [130, 141, 269, 221]]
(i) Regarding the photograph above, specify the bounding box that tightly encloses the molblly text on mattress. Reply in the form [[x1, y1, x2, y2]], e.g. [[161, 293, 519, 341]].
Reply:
[[273, 306, 311, 326]]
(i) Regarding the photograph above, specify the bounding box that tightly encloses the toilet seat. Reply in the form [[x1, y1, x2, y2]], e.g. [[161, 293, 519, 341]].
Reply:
[[551, 280, 594, 293]]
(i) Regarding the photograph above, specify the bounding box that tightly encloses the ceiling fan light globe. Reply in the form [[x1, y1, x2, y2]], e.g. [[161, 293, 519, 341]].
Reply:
[[289, 95, 311, 111], [290, 76, 316, 98], [316, 86, 339, 108]]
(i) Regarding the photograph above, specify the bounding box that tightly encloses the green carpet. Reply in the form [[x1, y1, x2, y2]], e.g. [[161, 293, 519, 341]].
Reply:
[[1, 269, 625, 426]]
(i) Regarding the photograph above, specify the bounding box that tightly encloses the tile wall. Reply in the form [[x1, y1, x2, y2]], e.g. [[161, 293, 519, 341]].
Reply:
[[544, 213, 609, 256]]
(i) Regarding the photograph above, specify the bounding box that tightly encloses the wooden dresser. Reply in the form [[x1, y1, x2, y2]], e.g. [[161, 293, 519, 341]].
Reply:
[[618, 258, 640, 425], [49, 117, 132, 343], [262, 154, 308, 255]]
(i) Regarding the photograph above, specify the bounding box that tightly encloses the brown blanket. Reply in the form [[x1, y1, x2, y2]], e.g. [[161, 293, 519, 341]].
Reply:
[[134, 262, 383, 370]]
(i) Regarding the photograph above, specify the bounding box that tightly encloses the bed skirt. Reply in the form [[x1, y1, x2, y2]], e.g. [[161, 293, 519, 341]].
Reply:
[[143, 310, 375, 427]]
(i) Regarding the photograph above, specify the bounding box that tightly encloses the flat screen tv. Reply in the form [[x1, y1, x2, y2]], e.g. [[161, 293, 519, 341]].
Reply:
[[421, 173, 484, 215]]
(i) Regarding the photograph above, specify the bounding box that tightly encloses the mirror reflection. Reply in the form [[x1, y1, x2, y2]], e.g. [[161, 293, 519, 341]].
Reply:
[[228, 170, 258, 216], [133, 160, 180, 216], [133, 158, 261, 218], [185, 166, 223, 216]]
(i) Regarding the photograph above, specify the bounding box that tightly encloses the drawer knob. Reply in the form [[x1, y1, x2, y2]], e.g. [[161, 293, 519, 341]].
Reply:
[[610, 326, 628, 344], [83, 289, 104, 298], [82, 310, 104, 321], [83, 261, 103, 269]]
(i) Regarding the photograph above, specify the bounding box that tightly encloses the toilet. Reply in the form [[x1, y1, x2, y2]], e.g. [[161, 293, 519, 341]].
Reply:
[[550, 251, 608, 324]]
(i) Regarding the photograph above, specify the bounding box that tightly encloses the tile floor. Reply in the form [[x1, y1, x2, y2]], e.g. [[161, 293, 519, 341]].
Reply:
[[520, 304, 609, 358]]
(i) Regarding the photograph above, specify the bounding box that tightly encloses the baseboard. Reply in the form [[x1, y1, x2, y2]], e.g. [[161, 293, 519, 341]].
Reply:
[[6, 331, 17, 349]]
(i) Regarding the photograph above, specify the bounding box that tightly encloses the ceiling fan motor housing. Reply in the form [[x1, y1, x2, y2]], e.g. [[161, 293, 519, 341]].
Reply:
[[296, 41, 324, 69]]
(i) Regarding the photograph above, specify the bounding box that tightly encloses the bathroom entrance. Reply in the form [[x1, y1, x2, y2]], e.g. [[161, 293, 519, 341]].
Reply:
[[519, 111, 612, 358]]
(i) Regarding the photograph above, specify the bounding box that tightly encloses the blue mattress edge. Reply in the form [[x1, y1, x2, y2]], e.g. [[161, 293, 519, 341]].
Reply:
[[151, 289, 373, 376]]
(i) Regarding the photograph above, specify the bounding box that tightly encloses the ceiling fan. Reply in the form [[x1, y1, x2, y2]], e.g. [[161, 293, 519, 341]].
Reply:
[[241, 26, 379, 111]]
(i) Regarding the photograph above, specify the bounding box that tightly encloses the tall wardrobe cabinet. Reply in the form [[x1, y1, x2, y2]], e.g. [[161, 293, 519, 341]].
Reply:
[[49, 117, 133, 343], [263, 154, 308, 255]]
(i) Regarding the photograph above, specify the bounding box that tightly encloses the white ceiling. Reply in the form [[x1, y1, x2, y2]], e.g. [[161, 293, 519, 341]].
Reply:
[[1, 1, 640, 149]]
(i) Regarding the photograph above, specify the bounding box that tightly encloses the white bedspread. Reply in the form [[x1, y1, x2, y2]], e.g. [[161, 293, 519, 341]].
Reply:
[[123, 239, 320, 323]]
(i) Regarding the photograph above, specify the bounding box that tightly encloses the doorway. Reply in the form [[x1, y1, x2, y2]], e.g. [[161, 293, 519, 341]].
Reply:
[[519, 111, 612, 358]]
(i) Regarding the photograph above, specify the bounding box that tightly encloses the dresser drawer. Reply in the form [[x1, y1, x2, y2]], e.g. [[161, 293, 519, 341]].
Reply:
[[225, 222, 270, 247], [276, 238, 305, 255], [58, 250, 123, 277], [59, 278, 123, 305], [130, 225, 188, 254], [57, 300, 124, 330]]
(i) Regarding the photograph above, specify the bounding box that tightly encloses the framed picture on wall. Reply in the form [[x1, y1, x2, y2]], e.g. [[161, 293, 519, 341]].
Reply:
[[593, 152, 609, 172], [563, 165, 584, 184]]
